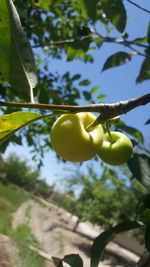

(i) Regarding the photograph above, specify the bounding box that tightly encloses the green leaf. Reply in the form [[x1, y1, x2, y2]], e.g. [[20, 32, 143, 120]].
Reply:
[[102, 52, 132, 71], [80, 0, 97, 22], [0, 0, 37, 98], [145, 118, 150, 125], [117, 121, 144, 143], [132, 37, 147, 44], [0, 111, 42, 144], [63, 254, 83, 267], [37, 0, 61, 10], [90, 221, 143, 267], [97, 94, 106, 101], [79, 79, 91, 86], [101, 0, 127, 32], [90, 86, 100, 94], [147, 22, 150, 45], [66, 47, 93, 62], [72, 74, 81, 81], [128, 153, 150, 192], [145, 226, 150, 252], [136, 57, 150, 83], [83, 91, 91, 101], [0, 0, 10, 81]]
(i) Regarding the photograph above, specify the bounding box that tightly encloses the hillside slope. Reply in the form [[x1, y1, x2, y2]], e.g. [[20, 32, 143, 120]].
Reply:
[[0, 184, 142, 267]]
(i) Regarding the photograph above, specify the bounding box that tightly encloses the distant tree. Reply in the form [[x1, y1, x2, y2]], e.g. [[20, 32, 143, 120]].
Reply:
[[67, 165, 146, 229], [0, 154, 54, 197]]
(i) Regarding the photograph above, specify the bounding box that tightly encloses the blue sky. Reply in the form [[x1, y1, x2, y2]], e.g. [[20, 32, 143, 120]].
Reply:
[[4, 1, 150, 186]]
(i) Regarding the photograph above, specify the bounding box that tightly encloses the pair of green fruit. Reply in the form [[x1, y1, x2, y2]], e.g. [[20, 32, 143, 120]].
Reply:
[[51, 112, 133, 165]]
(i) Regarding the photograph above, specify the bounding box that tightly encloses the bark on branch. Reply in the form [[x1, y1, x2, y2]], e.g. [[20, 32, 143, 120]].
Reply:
[[0, 93, 150, 125]]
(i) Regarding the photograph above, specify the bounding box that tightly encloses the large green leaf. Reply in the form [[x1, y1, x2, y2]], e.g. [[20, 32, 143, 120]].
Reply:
[[0, 111, 43, 144], [90, 221, 143, 267], [128, 153, 150, 192], [102, 52, 132, 71], [0, 0, 37, 97], [101, 0, 127, 32], [136, 57, 150, 83], [0, 0, 10, 81]]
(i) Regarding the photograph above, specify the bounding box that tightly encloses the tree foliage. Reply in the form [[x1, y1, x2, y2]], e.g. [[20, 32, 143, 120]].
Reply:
[[66, 166, 147, 228], [0, 153, 51, 195]]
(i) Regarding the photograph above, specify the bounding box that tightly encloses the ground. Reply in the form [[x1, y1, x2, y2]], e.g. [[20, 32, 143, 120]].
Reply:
[[6, 198, 140, 267]]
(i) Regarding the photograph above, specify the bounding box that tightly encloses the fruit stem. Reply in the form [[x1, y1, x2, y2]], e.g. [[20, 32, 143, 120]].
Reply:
[[86, 121, 95, 132], [106, 123, 114, 144]]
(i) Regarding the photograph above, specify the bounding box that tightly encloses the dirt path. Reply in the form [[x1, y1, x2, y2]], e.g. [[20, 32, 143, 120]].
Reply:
[[0, 235, 19, 267], [12, 199, 139, 267]]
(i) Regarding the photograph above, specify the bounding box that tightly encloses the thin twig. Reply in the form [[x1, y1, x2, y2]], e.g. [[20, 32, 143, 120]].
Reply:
[[32, 35, 91, 48], [94, 32, 149, 58], [32, 34, 149, 59], [126, 0, 150, 15], [0, 93, 150, 125], [125, 44, 150, 58]]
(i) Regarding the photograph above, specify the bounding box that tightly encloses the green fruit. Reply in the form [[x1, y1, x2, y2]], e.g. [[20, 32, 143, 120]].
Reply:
[[51, 112, 104, 162], [98, 131, 133, 166]]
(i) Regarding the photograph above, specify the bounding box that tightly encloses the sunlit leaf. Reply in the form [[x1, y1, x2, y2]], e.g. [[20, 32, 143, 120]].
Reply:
[[0, 0, 10, 81], [63, 254, 83, 267], [97, 94, 106, 101], [101, 0, 127, 32], [90, 221, 143, 267], [0, 0, 38, 98], [128, 153, 150, 192], [90, 86, 100, 94], [136, 57, 150, 83], [102, 52, 132, 71], [0, 111, 42, 144], [37, 0, 61, 10]]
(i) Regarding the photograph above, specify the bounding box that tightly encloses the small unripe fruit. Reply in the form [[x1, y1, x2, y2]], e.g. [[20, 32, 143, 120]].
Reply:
[[98, 131, 133, 166]]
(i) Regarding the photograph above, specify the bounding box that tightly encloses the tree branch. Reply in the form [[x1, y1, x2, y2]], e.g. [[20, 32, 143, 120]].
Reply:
[[94, 33, 149, 59], [32, 35, 91, 48], [32, 34, 149, 59], [126, 0, 150, 15], [0, 93, 150, 125]]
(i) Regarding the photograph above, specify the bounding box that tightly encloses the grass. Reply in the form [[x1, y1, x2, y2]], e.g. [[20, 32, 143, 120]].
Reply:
[[0, 183, 29, 233], [0, 183, 45, 267], [9, 224, 45, 267]]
